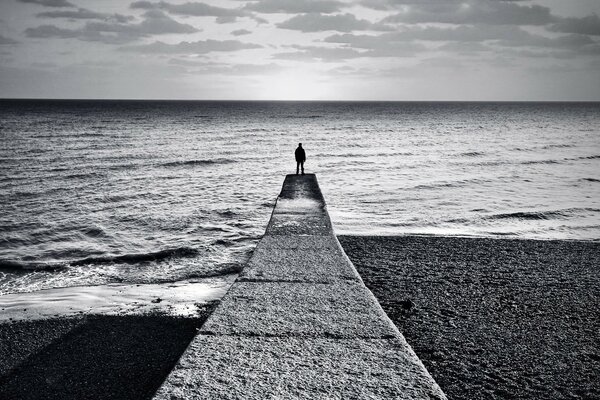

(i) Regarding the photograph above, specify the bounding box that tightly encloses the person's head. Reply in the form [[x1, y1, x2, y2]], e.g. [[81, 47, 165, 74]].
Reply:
[[298, 143, 302, 147]]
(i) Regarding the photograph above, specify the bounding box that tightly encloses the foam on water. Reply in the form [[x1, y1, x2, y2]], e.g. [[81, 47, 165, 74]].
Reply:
[[1, 100, 599, 297], [0, 275, 236, 321]]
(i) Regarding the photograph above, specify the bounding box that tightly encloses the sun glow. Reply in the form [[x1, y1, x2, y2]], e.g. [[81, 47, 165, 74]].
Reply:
[[257, 70, 332, 100]]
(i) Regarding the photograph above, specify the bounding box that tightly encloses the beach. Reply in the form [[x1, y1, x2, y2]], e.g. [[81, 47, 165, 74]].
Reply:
[[339, 235, 600, 400], [2, 235, 598, 399]]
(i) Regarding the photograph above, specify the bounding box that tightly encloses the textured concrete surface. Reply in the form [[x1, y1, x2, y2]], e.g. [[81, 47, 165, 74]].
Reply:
[[240, 245, 360, 283], [200, 281, 396, 338], [154, 336, 445, 400], [154, 174, 446, 399], [266, 215, 332, 235]]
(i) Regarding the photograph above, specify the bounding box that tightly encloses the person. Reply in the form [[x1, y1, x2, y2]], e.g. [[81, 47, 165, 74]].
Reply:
[[295, 143, 306, 175]]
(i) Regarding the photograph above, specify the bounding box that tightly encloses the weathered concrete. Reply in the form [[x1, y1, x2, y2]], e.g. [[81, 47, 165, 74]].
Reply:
[[154, 174, 446, 400], [154, 337, 443, 400], [200, 281, 397, 338], [240, 242, 360, 283]]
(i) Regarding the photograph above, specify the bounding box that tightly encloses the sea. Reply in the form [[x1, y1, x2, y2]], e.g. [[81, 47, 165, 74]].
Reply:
[[1, 100, 599, 305]]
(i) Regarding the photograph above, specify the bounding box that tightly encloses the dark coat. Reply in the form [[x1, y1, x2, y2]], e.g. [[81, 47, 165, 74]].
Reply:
[[295, 147, 306, 162]]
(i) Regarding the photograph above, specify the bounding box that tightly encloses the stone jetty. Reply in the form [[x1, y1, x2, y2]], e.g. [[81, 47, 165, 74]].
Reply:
[[154, 174, 446, 399]]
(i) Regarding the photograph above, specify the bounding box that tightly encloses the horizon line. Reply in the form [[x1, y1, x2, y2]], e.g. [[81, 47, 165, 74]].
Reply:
[[1, 98, 599, 103]]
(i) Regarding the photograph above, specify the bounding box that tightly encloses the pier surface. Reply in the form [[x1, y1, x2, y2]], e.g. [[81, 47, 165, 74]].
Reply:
[[154, 174, 446, 399]]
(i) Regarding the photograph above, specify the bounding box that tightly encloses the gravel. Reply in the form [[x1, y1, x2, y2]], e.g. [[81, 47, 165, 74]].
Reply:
[[339, 235, 600, 400]]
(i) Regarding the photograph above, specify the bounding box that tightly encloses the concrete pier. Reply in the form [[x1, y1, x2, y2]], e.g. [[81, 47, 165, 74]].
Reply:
[[154, 174, 446, 399]]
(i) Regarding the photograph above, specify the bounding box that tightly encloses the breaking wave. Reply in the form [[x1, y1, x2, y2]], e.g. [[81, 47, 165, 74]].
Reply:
[[486, 208, 599, 221], [0, 246, 201, 272], [160, 158, 236, 168]]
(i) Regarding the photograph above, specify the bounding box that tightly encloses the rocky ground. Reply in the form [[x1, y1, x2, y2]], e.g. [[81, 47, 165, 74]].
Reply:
[[339, 235, 600, 400]]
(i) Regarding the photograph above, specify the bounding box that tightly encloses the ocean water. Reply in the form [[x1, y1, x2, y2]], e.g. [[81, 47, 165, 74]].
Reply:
[[1, 100, 599, 296]]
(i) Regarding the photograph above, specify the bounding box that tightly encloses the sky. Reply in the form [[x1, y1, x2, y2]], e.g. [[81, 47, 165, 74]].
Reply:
[[0, 0, 599, 100]]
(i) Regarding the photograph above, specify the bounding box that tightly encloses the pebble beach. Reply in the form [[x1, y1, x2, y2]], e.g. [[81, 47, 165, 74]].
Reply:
[[340, 235, 600, 400], [2, 235, 598, 399]]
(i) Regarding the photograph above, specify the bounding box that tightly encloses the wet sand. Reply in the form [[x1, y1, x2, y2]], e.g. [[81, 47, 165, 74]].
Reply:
[[339, 235, 600, 400], [0, 303, 217, 400]]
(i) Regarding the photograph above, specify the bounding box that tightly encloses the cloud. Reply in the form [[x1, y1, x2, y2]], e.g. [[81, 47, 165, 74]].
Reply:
[[130, 1, 256, 23], [167, 58, 209, 67], [168, 59, 286, 75], [120, 39, 262, 54], [361, 42, 428, 57], [549, 14, 600, 37], [438, 41, 491, 54], [324, 25, 586, 47], [272, 45, 362, 61], [324, 26, 530, 47], [128, 10, 198, 34], [501, 33, 596, 50], [37, 8, 134, 23], [379, 1, 556, 26], [18, 0, 74, 7], [272, 39, 425, 61], [25, 10, 199, 43], [244, 0, 344, 14], [0, 35, 19, 45], [231, 29, 252, 36], [25, 25, 79, 39], [277, 13, 391, 33], [323, 26, 597, 58], [221, 62, 286, 75]]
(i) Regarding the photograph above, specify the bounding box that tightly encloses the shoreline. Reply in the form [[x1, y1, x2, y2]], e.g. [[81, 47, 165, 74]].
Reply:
[[1, 235, 598, 399], [334, 231, 600, 244], [0, 275, 237, 322]]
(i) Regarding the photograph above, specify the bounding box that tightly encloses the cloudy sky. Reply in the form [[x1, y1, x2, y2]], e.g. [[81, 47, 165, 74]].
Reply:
[[1, 0, 599, 100]]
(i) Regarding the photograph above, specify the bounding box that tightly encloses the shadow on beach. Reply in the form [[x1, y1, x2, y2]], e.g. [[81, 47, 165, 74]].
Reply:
[[0, 305, 216, 400]]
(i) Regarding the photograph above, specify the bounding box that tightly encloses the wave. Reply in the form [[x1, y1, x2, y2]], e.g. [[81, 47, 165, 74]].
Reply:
[[487, 211, 561, 220], [186, 263, 243, 278], [521, 159, 560, 165], [160, 158, 236, 168], [217, 209, 238, 218], [469, 160, 507, 167], [521, 155, 600, 165], [213, 239, 235, 247], [0, 246, 200, 272], [0, 260, 65, 272], [63, 172, 104, 180], [82, 226, 109, 238], [460, 151, 485, 157], [312, 152, 411, 158], [487, 208, 600, 221], [72, 247, 200, 265], [541, 144, 574, 150], [412, 178, 487, 190], [273, 115, 322, 119], [464, 155, 597, 167], [578, 155, 600, 160]]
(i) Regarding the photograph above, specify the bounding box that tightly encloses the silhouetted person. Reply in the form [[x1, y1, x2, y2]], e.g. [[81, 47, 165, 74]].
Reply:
[[295, 143, 306, 175]]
